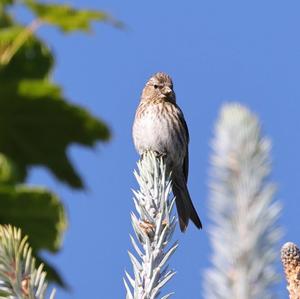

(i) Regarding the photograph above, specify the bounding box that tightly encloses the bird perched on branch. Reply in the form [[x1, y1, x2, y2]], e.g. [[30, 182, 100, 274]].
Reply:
[[132, 72, 202, 232]]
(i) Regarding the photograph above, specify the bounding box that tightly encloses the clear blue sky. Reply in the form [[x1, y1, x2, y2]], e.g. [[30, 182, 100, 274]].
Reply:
[[25, 0, 300, 298]]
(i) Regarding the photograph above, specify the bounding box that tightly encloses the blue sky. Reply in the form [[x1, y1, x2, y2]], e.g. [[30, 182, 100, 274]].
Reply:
[[24, 0, 300, 298]]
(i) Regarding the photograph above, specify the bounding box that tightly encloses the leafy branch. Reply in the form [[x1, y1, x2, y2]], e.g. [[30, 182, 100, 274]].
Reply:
[[0, 0, 117, 287]]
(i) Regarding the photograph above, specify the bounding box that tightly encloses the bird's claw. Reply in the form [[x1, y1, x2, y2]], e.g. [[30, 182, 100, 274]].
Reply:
[[139, 218, 169, 238], [139, 220, 155, 238]]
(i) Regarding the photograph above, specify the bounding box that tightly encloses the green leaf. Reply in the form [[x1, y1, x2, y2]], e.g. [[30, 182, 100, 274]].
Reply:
[[0, 31, 110, 188], [0, 12, 13, 28], [18, 79, 62, 98], [0, 26, 53, 79], [0, 81, 110, 188], [25, 0, 110, 32], [0, 153, 24, 184], [0, 185, 66, 252], [0, 0, 14, 6]]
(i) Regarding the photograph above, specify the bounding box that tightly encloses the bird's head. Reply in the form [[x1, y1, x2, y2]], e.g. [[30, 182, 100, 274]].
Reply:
[[141, 72, 176, 103]]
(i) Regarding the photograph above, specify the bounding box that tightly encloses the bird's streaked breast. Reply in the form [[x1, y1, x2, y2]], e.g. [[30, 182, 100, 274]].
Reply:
[[133, 101, 187, 165]]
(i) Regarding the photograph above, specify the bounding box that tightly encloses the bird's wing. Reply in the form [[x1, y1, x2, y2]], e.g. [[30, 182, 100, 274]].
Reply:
[[177, 107, 189, 182], [183, 149, 189, 182]]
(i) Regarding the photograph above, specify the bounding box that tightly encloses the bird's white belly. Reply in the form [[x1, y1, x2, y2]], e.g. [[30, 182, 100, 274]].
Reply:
[[139, 114, 170, 150], [133, 109, 183, 163]]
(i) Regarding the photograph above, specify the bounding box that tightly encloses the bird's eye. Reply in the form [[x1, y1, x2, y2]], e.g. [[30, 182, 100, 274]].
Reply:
[[153, 84, 158, 89]]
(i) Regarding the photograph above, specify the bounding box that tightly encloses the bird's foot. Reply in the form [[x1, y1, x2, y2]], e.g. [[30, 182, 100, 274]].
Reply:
[[139, 218, 169, 239], [155, 151, 167, 159], [141, 150, 167, 161], [139, 220, 155, 237], [162, 218, 169, 227]]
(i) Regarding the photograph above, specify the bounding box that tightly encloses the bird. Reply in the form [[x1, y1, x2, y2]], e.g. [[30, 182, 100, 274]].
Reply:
[[132, 72, 202, 232]]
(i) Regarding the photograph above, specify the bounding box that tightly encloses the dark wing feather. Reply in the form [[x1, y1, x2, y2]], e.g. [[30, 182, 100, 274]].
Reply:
[[177, 105, 189, 182], [183, 148, 189, 183], [173, 104, 202, 231]]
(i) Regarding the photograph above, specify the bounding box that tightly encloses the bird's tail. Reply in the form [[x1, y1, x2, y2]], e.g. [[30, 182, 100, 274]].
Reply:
[[172, 174, 202, 232]]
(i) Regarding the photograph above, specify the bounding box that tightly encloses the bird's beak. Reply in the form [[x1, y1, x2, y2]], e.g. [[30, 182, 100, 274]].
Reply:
[[162, 86, 172, 96]]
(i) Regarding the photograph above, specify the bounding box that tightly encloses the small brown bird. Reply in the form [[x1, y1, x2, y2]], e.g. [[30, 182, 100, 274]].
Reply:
[[132, 72, 202, 232]]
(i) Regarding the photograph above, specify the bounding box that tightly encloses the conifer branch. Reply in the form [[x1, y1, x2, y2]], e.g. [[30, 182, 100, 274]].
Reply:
[[0, 225, 55, 299], [204, 103, 282, 299], [124, 151, 177, 299]]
